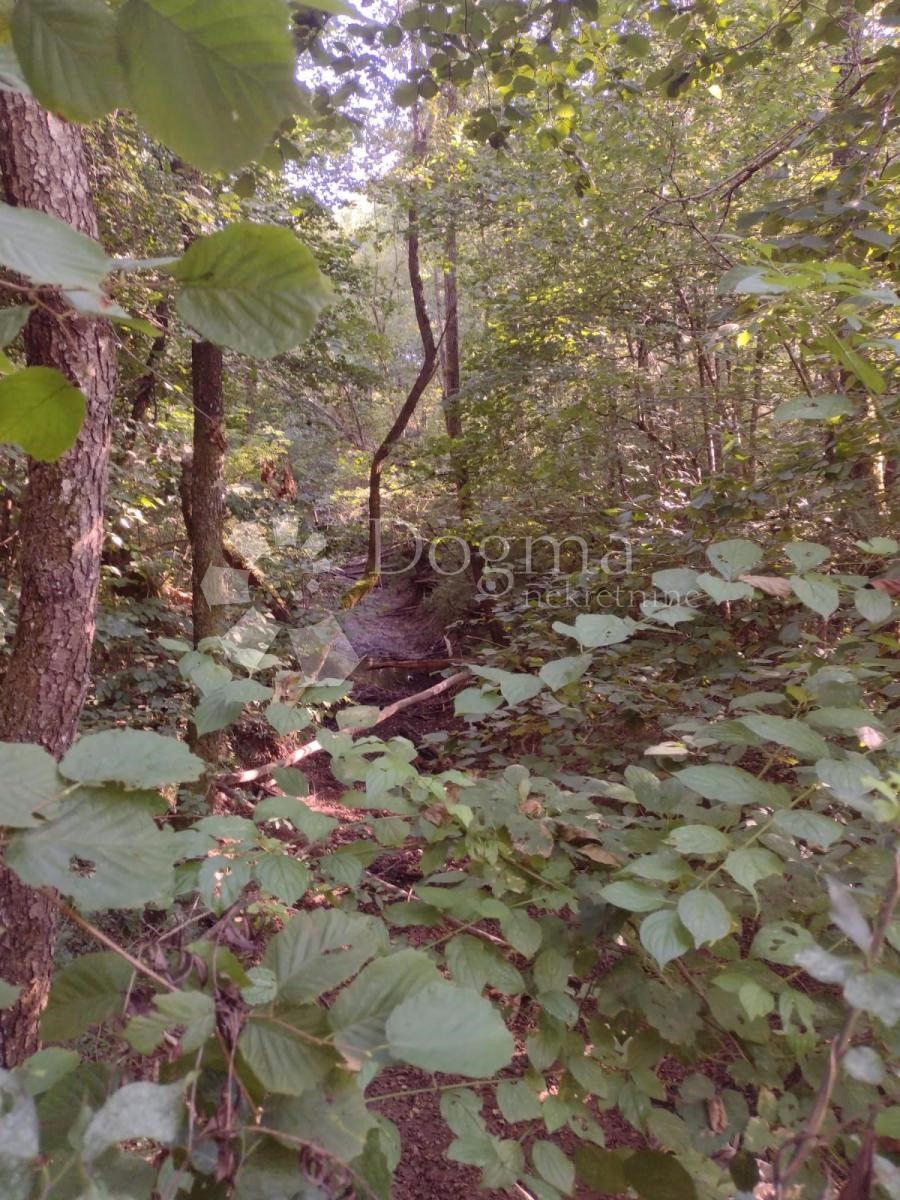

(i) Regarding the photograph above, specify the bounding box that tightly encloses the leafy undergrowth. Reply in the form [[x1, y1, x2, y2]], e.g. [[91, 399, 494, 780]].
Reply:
[[2, 534, 900, 1200]]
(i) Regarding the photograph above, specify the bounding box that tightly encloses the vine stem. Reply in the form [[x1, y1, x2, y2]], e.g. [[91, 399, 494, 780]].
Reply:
[[774, 849, 900, 1195], [40, 889, 176, 992]]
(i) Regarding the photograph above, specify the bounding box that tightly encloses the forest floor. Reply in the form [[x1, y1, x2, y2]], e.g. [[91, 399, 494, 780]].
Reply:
[[246, 571, 647, 1200]]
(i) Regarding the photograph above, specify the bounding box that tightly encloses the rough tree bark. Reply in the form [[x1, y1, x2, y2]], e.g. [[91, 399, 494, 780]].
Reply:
[[0, 94, 117, 1065], [187, 341, 227, 763]]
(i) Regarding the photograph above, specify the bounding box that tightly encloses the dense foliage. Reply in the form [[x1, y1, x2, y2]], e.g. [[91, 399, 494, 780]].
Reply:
[[0, 0, 897, 1198]]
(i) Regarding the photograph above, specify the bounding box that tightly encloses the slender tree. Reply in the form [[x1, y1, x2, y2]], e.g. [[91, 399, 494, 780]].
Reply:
[[0, 93, 117, 1065]]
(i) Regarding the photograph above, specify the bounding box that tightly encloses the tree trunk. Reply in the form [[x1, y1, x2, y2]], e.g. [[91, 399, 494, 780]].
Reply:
[[0, 94, 117, 1066], [365, 203, 438, 577], [440, 222, 483, 585], [189, 341, 227, 763]]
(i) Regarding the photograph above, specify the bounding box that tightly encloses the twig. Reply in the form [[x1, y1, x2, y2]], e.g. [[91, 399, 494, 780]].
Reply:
[[774, 851, 900, 1195], [222, 671, 472, 787], [43, 890, 176, 992]]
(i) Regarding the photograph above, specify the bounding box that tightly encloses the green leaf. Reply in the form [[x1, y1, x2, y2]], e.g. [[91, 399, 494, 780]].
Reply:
[[253, 853, 310, 905], [677, 890, 731, 948], [125, 989, 215, 1054], [60, 728, 204, 788], [12, 0, 124, 122], [265, 701, 312, 735], [773, 810, 843, 847], [0, 41, 31, 94], [337, 704, 381, 730], [624, 1150, 697, 1200], [666, 825, 730, 855], [638, 909, 691, 968], [737, 713, 829, 761], [0, 1069, 39, 1197], [0, 304, 32, 347], [824, 331, 885, 395], [0, 201, 108, 288], [6, 791, 174, 909], [238, 1008, 334, 1094], [496, 1079, 543, 1123], [82, 1080, 183, 1160], [193, 678, 272, 735], [695, 573, 753, 602], [265, 909, 385, 1003], [0, 980, 19, 1010], [445, 934, 524, 995], [539, 653, 592, 691], [118, 0, 299, 173], [17, 1047, 78, 1096], [875, 1108, 900, 1138], [791, 574, 839, 618], [455, 686, 503, 716], [855, 586, 894, 623], [570, 613, 634, 648], [330, 948, 440, 1067], [470, 666, 544, 705], [844, 1046, 884, 1085], [651, 567, 699, 596], [41, 952, 134, 1041], [575, 1147, 628, 1194], [0, 367, 85, 461], [785, 541, 830, 572], [0, 742, 62, 827], [270, 767, 309, 796], [599, 880, 667, 912], [266, 1081, 376, 1162], [532, 1141, 575, 1194], [676, 764, 788, 808], [843, 969, 900, 1025], [706, 538, 761, 581], [724, 847, 784, 896], [170, 223, 333, 359], [773, 393, 854, 422], [385, 981, 514, 1076], [254, 795, 335, 841], [856, 536, 898, 555]]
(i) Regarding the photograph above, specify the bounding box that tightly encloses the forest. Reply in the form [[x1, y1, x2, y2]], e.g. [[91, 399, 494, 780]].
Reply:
[[0, 0, 897, 1197]]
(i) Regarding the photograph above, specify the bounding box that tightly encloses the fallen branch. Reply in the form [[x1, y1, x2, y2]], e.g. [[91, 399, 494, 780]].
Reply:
[[222, 670, 471, 787]]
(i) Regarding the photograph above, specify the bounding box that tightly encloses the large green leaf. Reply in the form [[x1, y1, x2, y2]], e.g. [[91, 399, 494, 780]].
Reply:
[[0, 742, 62, 827], [638, 909, 691, 967], [855, 586, 894, 623], [0, 42, 31, 93], [0, 304, 32, 347], [624, 1150, 697, 1200], [118, 0, 299, 173], [6, 791, 174, 909], [724, 847, 784, 896], [705, 538, 761, 581], [41, 952, 134, 1041], [676, 764, 788, 808], [0, 1069, 39, 1200], [60, 728, 205, 788], [170, 223, 333, 358], [253, 853, 310, 905], [676, 890, 731, 948], [0, 367, 85, 461], [12, 0, 125, 122], [330, 948, 440, 1067], [385, 981, 514, 1076], [265, 909, 386, 1003], [125, 990, 215, 1054], [82, 1080, 183, 1160], [790, 574, 839, 618], [0, 201, 108, 288], [532, 1141, 575, 1194], [238, 1007, 335, 1094], [193, 678, 272, 735], [737, 713, 829, 761]]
